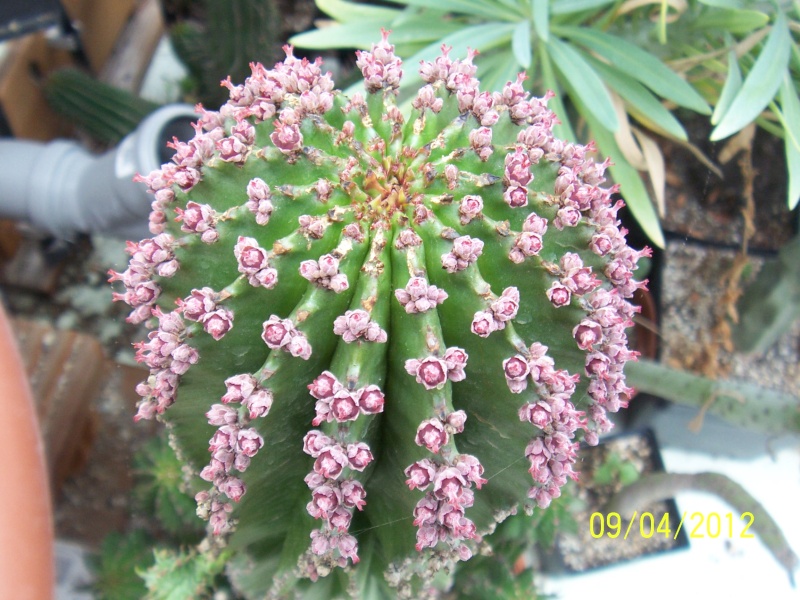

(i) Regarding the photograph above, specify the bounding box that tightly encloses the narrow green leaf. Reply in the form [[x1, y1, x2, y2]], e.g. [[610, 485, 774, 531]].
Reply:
[[539, 41, 577, 142], [546, 36, 619, 132], [550, 0, 615, 14], [383, 0, 524, 21], [554, 25, 711, 114], [512, 21, 532, 68], [691, 8, 769, 34], [710, 47, 742, 125], [711, 13, 792, 140], [779, 78, 800, 209], [289, 20, 393, 49], [532, 0, 549, 41], [697, 0, 744, 7], [573, 93, 665, 247], [476, 48, 523, 92], [586, 56, 687, 140], [315, 0, 402, 22]]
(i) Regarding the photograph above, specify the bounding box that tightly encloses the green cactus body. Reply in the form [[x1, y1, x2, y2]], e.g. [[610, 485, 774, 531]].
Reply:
[[111, 31, 649, 597]]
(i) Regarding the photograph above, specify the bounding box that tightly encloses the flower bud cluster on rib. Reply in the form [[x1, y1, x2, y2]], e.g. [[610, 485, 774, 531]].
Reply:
[[109, 234, 178, 323], [506, 342, 583, 509], [405, 407, 486, 560], [131, 307, 193, 421], [470, 286, 520, 338], [197, 373, 273, 534], [303, 371, 386, 566]]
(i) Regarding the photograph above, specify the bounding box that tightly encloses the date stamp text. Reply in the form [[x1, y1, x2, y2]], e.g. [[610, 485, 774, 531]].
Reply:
[[589, 511, 755, 540]]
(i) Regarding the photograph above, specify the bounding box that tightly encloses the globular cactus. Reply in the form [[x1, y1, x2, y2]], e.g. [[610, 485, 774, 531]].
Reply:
[[110, 30, 649, 598]]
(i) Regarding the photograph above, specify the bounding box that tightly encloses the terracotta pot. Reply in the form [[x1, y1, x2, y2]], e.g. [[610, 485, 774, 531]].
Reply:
[[0, 303, 54, 599]]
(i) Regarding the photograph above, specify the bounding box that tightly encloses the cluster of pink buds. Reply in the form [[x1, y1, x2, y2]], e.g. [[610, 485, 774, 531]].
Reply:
[[308, 371, 385, 426], [441, 235, 483, 273], [406, 409, 486, 559], [546, 252, 601, 308], [405, 347, 467, 390], [355, 28, 403, 93], [132, 308, 194, 420], [109, 234, 178, 323], [471, 287, 520, 337], [175, 201, 219, 243], [195, 371, 272, 531], [261, 315, 312, 359], [245, 177, 273, 225], [502, 343, 582, 509], [177, 287, 234, 340], [394, 277, 448, 314], [503, 147, 532, 208], [509, 211, 548, 264], [299, 254, 349, 292], [234, 236, 278, 288], [458, 194, 483, 225], [303, 371, 385, 566], [333, 309, 387, 343]]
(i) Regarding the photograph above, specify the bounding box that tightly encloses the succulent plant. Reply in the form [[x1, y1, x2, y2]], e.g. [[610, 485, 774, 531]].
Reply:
[[110, 31, 649, 597]]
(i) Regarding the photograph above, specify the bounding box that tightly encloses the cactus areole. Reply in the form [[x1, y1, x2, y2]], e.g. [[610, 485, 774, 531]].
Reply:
[[111, 31, 650, 597]]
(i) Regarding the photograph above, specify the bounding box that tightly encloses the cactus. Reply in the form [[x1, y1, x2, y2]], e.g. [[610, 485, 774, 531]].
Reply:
[[110, 31, 649, 597]]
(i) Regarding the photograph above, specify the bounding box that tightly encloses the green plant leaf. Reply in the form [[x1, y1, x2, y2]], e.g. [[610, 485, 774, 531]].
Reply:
[[710, 12, 792, 141], [586, 56, 687, 140], [574, 93, 665, 247], [531, 0, 549, 41], [539, 41, 577, 142], [554, 25, 711, 115], [289, 20, 393, 49], [697, 0, 745, 7], [546, 36, 619, 131], [476, 48, 523, 91], [550, 0, 615, 14], [383, 0, 524, 21], [778, 78, 800, 209], [512, 20, 532, 68], [691, 8, 769, 34], [710, 46, 743, 125], [315, 0, 402, 22]]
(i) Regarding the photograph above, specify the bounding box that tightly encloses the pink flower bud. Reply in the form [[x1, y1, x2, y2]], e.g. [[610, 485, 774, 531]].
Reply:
[[234, 236, 270, 274], [314, 446, 349, 479], [201, 308, 234, 340], [340, 479, 366, 510], [308, 371, 341, 400], [415, 418, 448, 454], [446, 410, 467, 433], [346, 442, 374, 471], [459, 194, 483, 224], [222, 373, 257, 404], [405, 459, 438, 490], [573, 319, 603, 350], [471, 310, 497, 337], [330, 389, 360, 422], [406, 356, 448, 390], [237, 427, 264, 457], [207, 404, 239, 426], [356, 385, 385, 414], [270, 120, 303, 153], [546, 282, 572, 307], [243, 388, 273, 419]]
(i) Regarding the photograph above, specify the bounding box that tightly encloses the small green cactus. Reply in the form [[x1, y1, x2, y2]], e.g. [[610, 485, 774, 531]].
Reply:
[[110, 31, 649, 597]]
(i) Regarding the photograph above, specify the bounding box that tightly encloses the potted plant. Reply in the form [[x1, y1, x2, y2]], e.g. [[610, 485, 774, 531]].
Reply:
[[0, 303, 54, 599]]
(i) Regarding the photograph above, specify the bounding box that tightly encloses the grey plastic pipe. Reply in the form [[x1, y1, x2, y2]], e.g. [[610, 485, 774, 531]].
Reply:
[[0, 104, 196, 240]]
